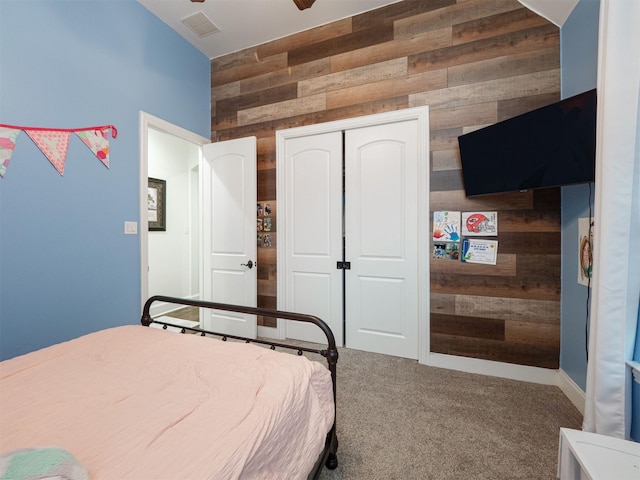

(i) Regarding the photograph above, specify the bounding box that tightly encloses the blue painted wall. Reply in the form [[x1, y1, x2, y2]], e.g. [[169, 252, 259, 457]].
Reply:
[[559, 0, 600, 392], [0, 0, 210, 360]]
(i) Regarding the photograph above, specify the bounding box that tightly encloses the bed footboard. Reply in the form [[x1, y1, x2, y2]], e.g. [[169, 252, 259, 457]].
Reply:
[[140, 295, 338, 478]]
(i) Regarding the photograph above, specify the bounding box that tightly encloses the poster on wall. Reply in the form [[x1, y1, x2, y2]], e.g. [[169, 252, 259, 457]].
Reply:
[[432, 241, 460, 261], [461, 238, 498, 265], [432, 211, 461, 242], [578, 217, 594, 286], [461, 211, 498, 236]]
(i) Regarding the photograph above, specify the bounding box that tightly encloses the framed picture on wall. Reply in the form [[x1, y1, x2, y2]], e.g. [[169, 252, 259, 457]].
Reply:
[[148, 177, 166, 231]]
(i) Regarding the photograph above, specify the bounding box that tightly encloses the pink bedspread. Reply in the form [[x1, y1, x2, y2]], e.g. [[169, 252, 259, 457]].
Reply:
[[0, 326, 335, 479]]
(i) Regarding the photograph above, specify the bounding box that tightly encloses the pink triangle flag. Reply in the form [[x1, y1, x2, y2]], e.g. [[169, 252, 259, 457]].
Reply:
[[0, 127, 21, 178], [25, 129, 71, 175], [76, 128, 110, 168]]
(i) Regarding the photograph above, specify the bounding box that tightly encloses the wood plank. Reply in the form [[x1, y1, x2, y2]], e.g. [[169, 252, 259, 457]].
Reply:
[[532, 187, 561, 209], [428, 126, 464, 151], [452, 6, 551, 45], [211, 47, 259, 72], [430, 332, 559, 368], [239, 58, 332, 97], [430, 168, 464, 191], [455, 294, 559, 325], [258, 168, 276, 199], [299, 57, 407, 97], [497, 232, 561, 255], [430, 189, 534, 211], [409, 24, 559, 74], [326, 69, 447, 110], [430, 272, 560, 301], [330, 27, 452, 73], [432, 149, 461, 171], [288, 24, 394, 67], [447, 47, 559, 88], [430, 254, 516, 276], [211, 82, 241, 102], [505, 321, 560, 347], [395, 0, 522, 39], [410, 69, 560, 111], [497, 210, 561, 233], [516, 254, 561, 279], [498, 92, 560, 120], [431, 312, 504, 340], [429, 101, 497, 130], [257, 246, 277, 264], [257, 138, 276, 171], [238, 93, 326, 127], [215, 83, 299, 130], [217, 83, 298, 115], [353, 0, 456, 31], [258, 294, 277, 309], [256, 19, 352, 59], [212, 53, 288, 88], [430, 292, 456, 315], [257, 293, 277, 328], [258, 278, 277, 297]]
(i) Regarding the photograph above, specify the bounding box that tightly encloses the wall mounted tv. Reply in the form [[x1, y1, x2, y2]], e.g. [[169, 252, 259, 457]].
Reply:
[[458, 89, 596, 197]]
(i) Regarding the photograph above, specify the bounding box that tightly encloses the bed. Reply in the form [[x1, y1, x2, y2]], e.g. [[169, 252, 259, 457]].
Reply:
[[0, 295, 339, 479]]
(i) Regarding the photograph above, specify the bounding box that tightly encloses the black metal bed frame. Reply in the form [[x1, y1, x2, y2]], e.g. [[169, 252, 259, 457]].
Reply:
[[141, 295, 339, 478]]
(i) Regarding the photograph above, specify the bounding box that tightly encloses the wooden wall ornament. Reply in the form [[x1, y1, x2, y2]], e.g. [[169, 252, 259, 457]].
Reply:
[[0, 123, 117, 178]]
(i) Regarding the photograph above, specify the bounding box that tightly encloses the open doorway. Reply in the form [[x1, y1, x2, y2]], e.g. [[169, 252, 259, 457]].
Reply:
[[139, 112, 210, 321]]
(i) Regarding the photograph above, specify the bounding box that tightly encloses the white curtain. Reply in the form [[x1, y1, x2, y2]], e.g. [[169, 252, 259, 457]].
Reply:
[[582, 0, 640, 438]]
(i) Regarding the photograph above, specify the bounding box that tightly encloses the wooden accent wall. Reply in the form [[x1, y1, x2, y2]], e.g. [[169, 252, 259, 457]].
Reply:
[[211, 0, 561, 369]]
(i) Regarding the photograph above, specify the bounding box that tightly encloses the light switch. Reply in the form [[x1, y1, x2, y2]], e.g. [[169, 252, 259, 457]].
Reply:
[[124, 221, 138, 235]]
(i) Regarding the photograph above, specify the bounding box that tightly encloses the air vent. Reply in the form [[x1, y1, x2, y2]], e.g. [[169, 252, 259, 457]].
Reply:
[[181, 11, 220, 38]]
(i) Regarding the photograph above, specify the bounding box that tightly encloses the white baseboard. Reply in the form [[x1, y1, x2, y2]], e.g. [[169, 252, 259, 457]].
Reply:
[[424, 352, 560, 385], [556, 368, 586, 415], [424, 353, 586, 414]]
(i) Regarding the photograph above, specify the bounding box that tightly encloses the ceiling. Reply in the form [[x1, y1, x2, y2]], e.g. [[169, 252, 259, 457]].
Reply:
[[137, 0, 579, 60], [137, 0, 403, 59]]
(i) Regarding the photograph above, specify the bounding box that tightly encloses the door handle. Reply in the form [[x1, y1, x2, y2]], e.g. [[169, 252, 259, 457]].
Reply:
[[241, 260, 254, 269]]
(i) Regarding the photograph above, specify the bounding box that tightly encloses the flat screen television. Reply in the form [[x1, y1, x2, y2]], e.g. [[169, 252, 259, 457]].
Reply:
[[458, 89, 596, 197]]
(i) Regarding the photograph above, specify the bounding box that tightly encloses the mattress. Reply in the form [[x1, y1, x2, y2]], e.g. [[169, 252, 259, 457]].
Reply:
[[0, 325, 334, 479]]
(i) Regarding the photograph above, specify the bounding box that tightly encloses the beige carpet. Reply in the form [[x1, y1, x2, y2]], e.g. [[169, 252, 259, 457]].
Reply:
[[317, 347, 582, 480]]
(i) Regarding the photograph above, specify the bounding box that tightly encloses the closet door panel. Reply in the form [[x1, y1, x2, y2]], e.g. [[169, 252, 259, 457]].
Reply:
[[345, 120, 419, 359], [283, 132, 344, 345]]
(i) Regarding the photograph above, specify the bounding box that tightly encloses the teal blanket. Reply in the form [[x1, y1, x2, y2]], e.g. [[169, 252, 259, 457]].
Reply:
[[0, 447, 89, 480]]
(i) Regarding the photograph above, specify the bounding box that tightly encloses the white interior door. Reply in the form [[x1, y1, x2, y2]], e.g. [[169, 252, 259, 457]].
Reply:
[[283, 132, 344, 345], [345, 120, 419, 359], [202, 137, 257, 338]]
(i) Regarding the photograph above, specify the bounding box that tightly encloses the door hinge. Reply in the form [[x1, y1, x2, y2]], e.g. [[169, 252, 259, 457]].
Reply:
[[336, 261, 351, 270]]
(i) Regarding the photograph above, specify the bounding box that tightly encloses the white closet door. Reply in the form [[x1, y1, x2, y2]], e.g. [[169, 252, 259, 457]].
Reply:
[[283, 132, 344, 345], [345, 120, 419, 359]]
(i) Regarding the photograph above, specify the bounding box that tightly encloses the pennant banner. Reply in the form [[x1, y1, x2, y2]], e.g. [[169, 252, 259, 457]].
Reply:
[[0, 123, 117, 178], [76, 128, 110, 168], [0, 127, 21, 178], [25, 129, 71, 175]]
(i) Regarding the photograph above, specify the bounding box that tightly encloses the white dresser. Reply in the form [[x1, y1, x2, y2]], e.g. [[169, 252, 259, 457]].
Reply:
[[558, 427, 640, 479]]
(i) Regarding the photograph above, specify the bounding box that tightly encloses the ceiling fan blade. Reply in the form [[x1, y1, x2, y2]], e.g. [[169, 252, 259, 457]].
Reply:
[[293, 0, 316, 10]]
